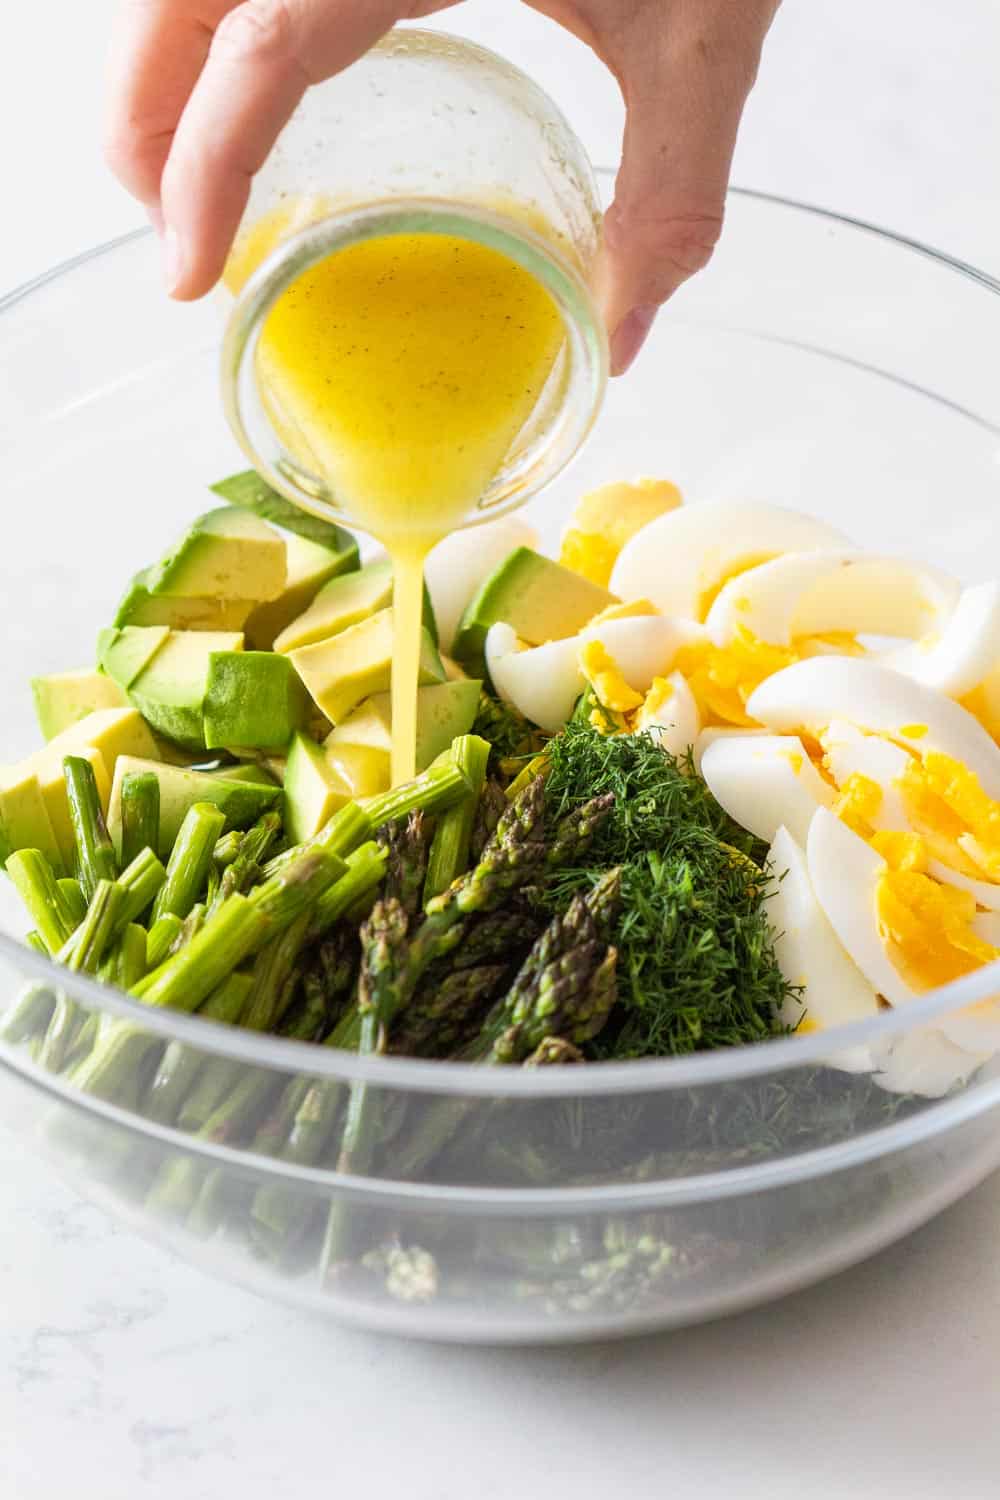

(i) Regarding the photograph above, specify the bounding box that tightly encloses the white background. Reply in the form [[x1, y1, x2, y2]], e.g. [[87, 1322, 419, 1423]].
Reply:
[[2, 3, 1000, 1497]]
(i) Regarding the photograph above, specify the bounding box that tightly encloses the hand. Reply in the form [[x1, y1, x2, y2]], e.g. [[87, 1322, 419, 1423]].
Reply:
[[105, 0, 779, 373]]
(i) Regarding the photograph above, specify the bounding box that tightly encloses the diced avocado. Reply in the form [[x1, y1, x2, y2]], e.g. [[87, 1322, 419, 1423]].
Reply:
[[283, 733, 353, 843], [274, 560, 393, 654], [128, 631, 245, 750], [243, 534, 359, 650], [324, 742, 390, 799], [33, 708, 161, 786], [107, 756, 282, 859], [452, 548, 618, 672], [273, 560, 438, 654], [202, 651, 310, 751], [211, 470, 361, 558], [326, 678, 481, 774], [289, 608, 445, 725], [145, 507, 286, 602], [204, 763, 279, 787], [26, 745, 110, 871], [98, 625, 171, 689], [0, 767, 65, 873], [113, 569, 253, 631], [31, 670, 129, 741]]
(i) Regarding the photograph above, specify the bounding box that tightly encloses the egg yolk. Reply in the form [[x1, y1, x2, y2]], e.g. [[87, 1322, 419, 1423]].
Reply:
[[578, 640, 643, 713], [877, 867, 998, 992], [834, 772, 883, 837], [674, 628, 799, 727], [899, 751, 1000, 880]]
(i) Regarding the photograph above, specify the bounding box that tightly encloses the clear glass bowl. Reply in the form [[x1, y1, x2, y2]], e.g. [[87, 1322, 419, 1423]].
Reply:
[[2, 184, 1000, 1343]]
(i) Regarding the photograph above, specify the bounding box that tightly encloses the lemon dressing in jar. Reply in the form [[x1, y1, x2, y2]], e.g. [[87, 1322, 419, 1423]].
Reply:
[[222, 32, 607, 784]]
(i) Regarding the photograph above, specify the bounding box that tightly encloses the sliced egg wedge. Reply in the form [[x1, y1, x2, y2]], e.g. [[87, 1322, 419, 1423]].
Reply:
[[884, 580, 1000, 699], [700, 733, 834, 846]]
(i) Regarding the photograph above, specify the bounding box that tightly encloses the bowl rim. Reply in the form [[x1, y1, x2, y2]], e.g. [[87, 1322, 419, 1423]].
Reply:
[[4, 184, 1000, 1103]]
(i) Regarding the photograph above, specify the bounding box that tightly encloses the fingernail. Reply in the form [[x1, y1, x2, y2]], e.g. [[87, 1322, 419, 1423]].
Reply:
[[162, 226, 183, 294], [610, 303, 658, 376]]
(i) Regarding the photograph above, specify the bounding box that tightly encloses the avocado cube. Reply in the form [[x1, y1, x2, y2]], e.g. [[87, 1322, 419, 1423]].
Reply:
[[98, 625, 171, 689], [273, 560, 438, 654], [452, 547, 618, 672], [128, 631, 245, 750], [203, 651, 311, 751], [145, 507, 286, 601], [326, 678, 482, 774], [324, 742, 391, 799], [210, 470, 362, 558], [283, 733, 353, 843], [243, 533, 360, 650], [107, 756, 282, 858], [31, 670, 129, 741], [0, 768, 65, 873], [36, 707, 162, 787], [113, 569, 254, 631], [289, 608, 445, 725]]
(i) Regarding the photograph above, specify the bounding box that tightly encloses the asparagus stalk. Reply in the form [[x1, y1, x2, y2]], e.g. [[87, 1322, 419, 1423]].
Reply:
[[151, 802, 226, 922], [25, 931, 48, 956], [212, 829, 243, 868], [131, 894, 271, 1011], [63, 880, 125, 975], [64, 755, 118, 898], [504, 752, 549, 802], [469, 776, 507, 862], [363, 755, 468, 828], [309, 842, 387, 935], [523, 1036, 586, 1066], [261, 801, 371, 880], [390, 963, 509, 1058], [145, 971, 254, 1126], [57, 878, 87, 929], [1, 983, 57, 1044], [240, 908, 312, 1033], [8, 849, 76, 954], [112, 846, 167, 933], [37, 996, 86, 1074], [168, 902, 205, 956], [379, 812, 432, 917], [119, 771, 160, 868], [423, 735, 490, 902], [207, 810, 283, 914], [277, 971, 330, 1043], [145, 913, 183, 968], [117, 923, 148, 990]]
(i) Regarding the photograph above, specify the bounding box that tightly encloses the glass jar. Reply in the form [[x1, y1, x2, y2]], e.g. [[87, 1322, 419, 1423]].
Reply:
[[220, 28, 607, 535]]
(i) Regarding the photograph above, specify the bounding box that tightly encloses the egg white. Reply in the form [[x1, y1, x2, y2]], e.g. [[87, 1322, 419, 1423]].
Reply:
[[700, 734, 834, 846]]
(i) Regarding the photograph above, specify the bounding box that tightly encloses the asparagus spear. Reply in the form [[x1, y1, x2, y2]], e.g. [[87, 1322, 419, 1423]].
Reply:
[[57, 878, 87, 928], [131, 894, 271, 1011], [7, 849, 77, 954], [379, 811, 432, 917], [212, 829, 243, 868], [523, 1036, 585, 1066], [309, 841, 387, 935], [276, 971, 330, 1043], [241, 908, 312, 1032], [116, 923, 148, 990], [1, 983, 57, 1044], [63, 755, 118, 897], [145, 913, 183, 968], [145, 971, 254, 1126], [168, 902, 206, 955], [111, 846, 167, 933], [262, 801, 371, 880], [389, 963, 509, 1058], [63, 880, 125, 975], [151, 802, 226, 921], [119, 771, 160, 869], [469, 777, 507, 862], [25, 931, 48, 956], [546, 792, 615, 868], [207, 810, 282, 914], [423, 735, 490, 902], [247, 849, 346, 929]]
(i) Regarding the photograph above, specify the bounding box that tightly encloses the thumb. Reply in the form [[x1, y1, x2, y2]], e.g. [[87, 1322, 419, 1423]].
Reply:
[[598, 1, 779, 374]]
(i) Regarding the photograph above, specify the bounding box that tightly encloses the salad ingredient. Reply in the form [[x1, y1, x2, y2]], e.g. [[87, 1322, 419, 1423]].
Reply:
[[98, 625, 171, 688], [107, 757, 281, 858], [559, 476, 682, 587], [288, 608, 445, 726], [700, 732, 836, 846], [453, 547, 617, 674], [31, 671, 129, 741], [145, 507, 286, 602], [31, 746, 109, 872], [202, 651, 311, 751], [767, 825, 879, 1056], [273, 560, 394, 655], [151, 803, 226, 922], [210, 469, 360, 557], [326, 679, 482, 783], [424, 734, 491, 902], [884, 580, 1000, 698], [609, 500, 851, 619], [425, 517, 540, 653], [283, 733, 352, 843], [112, 571, 254, 632], [127, 630, 246, 750], [0, 769, 63, 875], [63, 755, 119, 898]]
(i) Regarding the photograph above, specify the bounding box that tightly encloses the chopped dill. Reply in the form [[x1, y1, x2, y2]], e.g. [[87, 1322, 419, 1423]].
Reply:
[[538, 721, 796, 1058]]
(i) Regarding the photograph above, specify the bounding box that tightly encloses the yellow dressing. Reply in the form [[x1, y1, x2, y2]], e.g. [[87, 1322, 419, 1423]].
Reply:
[[229, 206, 565, 783]]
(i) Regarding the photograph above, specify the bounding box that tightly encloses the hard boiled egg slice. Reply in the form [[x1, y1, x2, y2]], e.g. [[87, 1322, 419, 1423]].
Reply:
[[693, 726, 768, 773], [609, 501, 851, 620], [700, 734, 834, 846], [632, 672, 701, 756], [485, 624, 583, 734], [583, 615, 705, 695], [806, 808, 912, 1005], [768, 825, 879, 1067], [884, 581, 1000, 699], [870, 1027, 989, 1098], [706, 552, 852, 647], [935, 913, 1000, 1051], [789, 557, 959, 640], [425, 517, 539, 653], [819, 720, 911, 830], [927, 858, 1000, 914], [747, 657, 1000, 798]]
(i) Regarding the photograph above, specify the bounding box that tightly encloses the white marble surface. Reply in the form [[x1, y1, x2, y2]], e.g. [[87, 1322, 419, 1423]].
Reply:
[[3, 2, 1000, 1496]]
